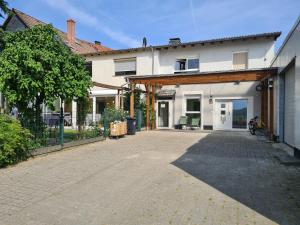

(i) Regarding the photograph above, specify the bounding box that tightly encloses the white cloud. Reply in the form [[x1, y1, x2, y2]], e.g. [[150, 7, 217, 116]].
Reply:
[[43, 0, 140, 48]]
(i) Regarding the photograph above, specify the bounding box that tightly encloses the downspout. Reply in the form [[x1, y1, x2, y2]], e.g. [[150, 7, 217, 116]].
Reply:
[[151, 46, 154, 75]]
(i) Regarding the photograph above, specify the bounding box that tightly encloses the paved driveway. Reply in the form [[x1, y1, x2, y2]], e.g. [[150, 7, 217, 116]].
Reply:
[[0, 131, 299, 225]]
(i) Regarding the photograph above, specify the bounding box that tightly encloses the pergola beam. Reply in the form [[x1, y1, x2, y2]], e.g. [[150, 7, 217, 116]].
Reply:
[[128, 69, 277, 86]]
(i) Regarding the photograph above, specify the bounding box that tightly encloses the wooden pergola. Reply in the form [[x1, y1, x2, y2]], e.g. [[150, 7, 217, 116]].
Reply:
[[92, 82, 129, 110], [127, 68, 278, 131]]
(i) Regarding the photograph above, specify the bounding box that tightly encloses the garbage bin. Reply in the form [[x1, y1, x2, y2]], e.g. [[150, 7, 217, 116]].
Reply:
[[127, 117, 136, 135]]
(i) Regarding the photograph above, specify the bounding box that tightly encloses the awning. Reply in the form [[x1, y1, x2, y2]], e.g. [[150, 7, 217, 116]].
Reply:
[[157, 90, 176, 97]]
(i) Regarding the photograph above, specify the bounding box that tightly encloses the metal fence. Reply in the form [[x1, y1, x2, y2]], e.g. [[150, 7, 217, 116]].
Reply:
[[21, 110, 107, 150]]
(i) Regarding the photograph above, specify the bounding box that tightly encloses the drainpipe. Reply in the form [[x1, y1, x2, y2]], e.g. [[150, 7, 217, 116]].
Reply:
[[151, 46, 154, 75]]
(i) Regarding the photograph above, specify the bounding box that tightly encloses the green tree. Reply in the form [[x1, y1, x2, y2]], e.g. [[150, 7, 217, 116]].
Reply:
[[124, 88, 143, 111], [0, 24, 91, 137], [0, 0, 8, 18]]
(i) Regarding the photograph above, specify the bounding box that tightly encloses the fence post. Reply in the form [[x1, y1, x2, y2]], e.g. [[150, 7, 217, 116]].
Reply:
[[59, 106, 64, 148], [103, 114, 109, 138]]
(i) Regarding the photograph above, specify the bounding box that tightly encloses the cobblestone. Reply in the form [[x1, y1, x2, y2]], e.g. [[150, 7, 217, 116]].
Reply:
[[0, 131, 299, 225]]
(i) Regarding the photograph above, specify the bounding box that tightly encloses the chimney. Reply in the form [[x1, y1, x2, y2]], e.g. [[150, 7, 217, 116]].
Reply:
[[67, 19, 75, 42], [94, 41, 101, 45], [169, 37, 181, 45]]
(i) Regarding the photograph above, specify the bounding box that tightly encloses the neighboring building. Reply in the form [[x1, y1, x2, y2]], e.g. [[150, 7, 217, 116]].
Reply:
[[271, 16, 300, 157], [0, 8, 112, 125], [84, 32, 280, 131]]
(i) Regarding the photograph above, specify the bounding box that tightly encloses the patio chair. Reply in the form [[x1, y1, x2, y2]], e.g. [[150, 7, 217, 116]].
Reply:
[[190, 118, 200, 129], [179, 116, 188, 129]]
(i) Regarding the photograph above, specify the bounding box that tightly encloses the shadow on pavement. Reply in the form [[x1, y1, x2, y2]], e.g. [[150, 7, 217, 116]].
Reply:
[[172, 131, 300, 225]]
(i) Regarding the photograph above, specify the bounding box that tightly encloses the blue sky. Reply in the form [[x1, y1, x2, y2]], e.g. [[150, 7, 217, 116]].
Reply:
[[1, 0, 299, 50]]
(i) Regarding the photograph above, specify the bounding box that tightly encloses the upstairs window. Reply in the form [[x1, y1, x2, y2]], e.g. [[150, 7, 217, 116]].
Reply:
[[233, 52, 248, 70], [114, 58, 136, 76], [85, 61, 92, 76], [175, 58, 199, 73]]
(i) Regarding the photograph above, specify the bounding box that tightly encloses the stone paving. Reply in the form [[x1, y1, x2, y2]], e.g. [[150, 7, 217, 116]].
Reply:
[[0, 131, 299, 225]]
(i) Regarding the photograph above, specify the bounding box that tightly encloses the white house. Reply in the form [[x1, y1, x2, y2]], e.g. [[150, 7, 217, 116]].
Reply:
[[84, 33, 280, 131], [271, 16, 300, 157]]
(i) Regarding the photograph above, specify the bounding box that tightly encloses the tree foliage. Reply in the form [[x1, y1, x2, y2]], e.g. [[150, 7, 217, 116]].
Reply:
[[0, 0, 8, 18], [0, 114, 33, 168], [0, 24, 91, 137]]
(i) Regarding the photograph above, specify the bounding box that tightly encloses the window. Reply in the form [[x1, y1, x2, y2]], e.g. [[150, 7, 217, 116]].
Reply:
[[175, 58, 199, 73], [232, 99, 248, 129], [233, 52, 248, 70], [85, 61, 92, 76], [185, 97, 201, 126], [114, 58, 136, 76], [186, 98, 200, 111]]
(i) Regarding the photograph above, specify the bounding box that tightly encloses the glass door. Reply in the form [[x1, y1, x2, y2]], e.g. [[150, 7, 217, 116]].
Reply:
[[232, 99, 248, 129]]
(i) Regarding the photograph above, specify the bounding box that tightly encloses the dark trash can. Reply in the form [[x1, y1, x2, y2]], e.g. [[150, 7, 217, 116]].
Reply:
[[127, 117, 136, 135]]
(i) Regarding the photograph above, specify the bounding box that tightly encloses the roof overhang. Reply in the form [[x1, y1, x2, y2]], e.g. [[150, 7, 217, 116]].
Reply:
[[127, 68, 278, 86], [83, 32, 281, 57]]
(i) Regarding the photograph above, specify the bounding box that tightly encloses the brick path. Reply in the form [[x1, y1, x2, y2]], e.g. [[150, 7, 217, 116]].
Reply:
[[0, 131, 299, 225]]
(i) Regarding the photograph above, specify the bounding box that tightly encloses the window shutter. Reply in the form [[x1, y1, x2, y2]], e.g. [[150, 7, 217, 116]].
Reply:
[[233, 52, 248, 70], [115, 59, 136, 72]]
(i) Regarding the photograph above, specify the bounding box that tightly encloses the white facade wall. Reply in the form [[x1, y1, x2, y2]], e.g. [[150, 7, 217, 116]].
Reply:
[[88, 38, 275, 88], [88, 38, 275, 129], [271, 16, 300, 150], [163, 82, 260, 128], [158, 40, 274, 74]]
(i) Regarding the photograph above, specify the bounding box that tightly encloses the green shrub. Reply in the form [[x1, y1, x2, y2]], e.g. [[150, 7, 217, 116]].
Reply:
[[0, 114, 33, 168]]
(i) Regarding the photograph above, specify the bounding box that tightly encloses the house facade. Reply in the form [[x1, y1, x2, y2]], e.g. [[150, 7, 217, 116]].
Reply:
[[270, 16, 300, 156], [85, 33, 280, 130]]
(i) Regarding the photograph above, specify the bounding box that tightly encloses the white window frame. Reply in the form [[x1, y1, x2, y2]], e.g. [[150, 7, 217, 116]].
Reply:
[[174, 57, 199, 73], [182, 93, 203, 129], [232, 51, 248, 70]]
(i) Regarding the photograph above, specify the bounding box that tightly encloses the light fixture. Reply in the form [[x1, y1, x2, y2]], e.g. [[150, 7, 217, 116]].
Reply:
[[209, 95, 213, 104]]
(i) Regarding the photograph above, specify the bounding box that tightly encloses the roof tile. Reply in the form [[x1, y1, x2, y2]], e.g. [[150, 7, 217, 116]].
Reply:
[[11, 8, 111, 54]]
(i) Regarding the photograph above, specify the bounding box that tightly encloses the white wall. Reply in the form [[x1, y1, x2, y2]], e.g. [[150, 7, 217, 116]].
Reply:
[[87, 38, 275, 90], [159, 39, 274, 74], [86, 50, 160, 88], [271, 16, 300, 150], [163, 81, 261, 128]]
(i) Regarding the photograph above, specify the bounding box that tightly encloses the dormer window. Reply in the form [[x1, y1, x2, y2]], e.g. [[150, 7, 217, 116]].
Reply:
[[175, 58, 199, 73]]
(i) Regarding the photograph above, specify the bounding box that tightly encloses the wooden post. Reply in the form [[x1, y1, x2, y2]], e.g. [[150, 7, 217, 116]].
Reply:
[[152, 85, 156, 129], [130, 84, 135, 118], [146, 84, 150, 130]]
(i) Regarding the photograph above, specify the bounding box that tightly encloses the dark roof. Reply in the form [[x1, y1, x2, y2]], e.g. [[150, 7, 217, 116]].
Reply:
[[83, 32, 281, 56], [2, 8, 112, 54]]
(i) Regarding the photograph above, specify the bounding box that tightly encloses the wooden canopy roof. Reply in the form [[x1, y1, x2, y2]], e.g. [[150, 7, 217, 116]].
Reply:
[[127, 68, 277, 86]]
